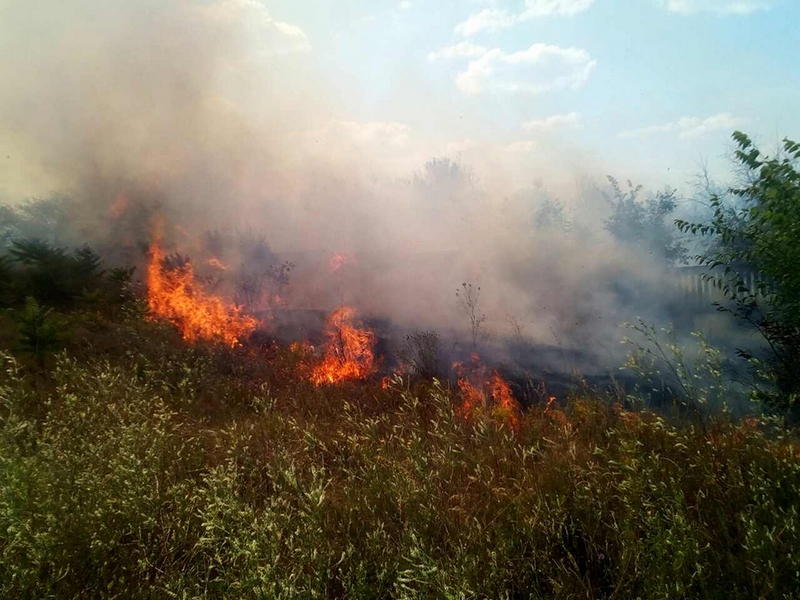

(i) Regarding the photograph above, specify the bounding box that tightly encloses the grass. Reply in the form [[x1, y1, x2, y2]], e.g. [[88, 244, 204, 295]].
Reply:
[[0, 309, 799, 598]]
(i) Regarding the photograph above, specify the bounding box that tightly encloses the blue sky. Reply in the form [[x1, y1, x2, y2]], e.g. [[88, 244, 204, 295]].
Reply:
[[259, 0, 799, 189], [0, 0, 795, 335], [1, 0, 797, 201]]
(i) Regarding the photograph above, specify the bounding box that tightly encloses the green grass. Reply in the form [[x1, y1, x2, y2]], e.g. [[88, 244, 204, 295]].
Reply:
[[0, 312, 799, 598]]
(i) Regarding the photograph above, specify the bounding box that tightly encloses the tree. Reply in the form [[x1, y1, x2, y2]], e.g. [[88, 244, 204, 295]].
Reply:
[[6, 239, 103, 309], [1, 238, 136, 313], [534, 197, 571, 232], [676, 131, 800, 409], [14, 296, 63, 367], [456, 282, 485, 351], [604, 176, 687, 264], [414, 157, 475, 206]]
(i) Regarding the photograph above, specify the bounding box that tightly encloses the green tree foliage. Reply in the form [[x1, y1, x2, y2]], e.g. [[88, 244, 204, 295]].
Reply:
[[0, 237, 136, 315], [14, 296, 63, 366], [0, 205, 20, 248], [605, 176, 687, 264], [534, 197, 571, 232], [676, 131, 800, 409], [4, 239, 103, 309], [105, 266, 137, 305], [413, 157, 476, 207], [0, 255, 12, 305]]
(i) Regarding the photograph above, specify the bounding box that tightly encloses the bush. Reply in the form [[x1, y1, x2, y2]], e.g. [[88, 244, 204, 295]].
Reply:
[[677, 132, 800, 410], [604, 176, 687, 264], [397, 331, 443, 381]]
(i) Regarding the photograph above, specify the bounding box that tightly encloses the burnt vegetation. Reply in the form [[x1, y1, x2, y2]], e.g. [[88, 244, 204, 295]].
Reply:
[[0, 132, 799, 598]]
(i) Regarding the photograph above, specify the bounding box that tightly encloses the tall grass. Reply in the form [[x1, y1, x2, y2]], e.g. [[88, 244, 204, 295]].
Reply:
[[1, 324, 799, 598]]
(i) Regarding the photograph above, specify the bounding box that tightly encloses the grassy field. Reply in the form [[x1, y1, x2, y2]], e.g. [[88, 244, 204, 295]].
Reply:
[[1, 306, 799, 599]]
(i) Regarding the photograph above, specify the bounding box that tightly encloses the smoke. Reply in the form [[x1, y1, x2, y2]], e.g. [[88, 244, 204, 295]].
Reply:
[[0, 0, 744, 375]]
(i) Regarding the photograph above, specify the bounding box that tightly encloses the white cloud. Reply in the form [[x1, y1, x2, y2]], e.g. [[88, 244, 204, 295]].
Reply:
[[520, 0, 595, 18], [398, 1, 413, 9], [522, 112, 582, 132], [678, 113, 744, 138], [657, 0, 774, 14], [445, 43, 595, 95], [618, 113, 743, 139], [200, 0, 310, 54], [454, 9, 517, 36], [455, 0, 594, 37], [428, 42, 489, 61]]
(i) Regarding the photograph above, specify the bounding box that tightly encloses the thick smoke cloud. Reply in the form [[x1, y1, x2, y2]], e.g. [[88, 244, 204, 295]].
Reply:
[[0, 0, 740, 375]]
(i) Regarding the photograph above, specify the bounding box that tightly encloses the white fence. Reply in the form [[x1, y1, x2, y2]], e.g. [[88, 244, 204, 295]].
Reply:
[[675, 266, 763, 310]]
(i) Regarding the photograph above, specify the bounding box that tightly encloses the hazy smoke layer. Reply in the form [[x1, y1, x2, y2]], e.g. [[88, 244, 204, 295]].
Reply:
[[0, 0, 737, 373]]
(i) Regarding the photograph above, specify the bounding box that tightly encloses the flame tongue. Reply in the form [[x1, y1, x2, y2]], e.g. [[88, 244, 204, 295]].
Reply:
[[147, 242, 257, 347], [311, 306, 377, 385], [488, 373, 520, 432], [329, 252, 357, 272], [206, 257, 228, 270], [454, 353, 520, 432]]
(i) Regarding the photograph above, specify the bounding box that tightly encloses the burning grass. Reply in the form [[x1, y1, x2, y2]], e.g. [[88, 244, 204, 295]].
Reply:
[[2, 235, 799, 598], [454, 353, 521, 432], [1, 331, 798, 598], [310, 306, 377, 386], [146, 241, 257, 347]]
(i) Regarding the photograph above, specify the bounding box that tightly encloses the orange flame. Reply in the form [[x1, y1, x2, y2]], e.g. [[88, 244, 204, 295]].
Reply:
[[456, 378, 484, 418], [206, 257, 228, 270], [147, 241, 257, 347], [454, 353, 520, 432], [330, 253, 345, 271], [310, 306, 377, 385], [290, 341, 314, 353], [329, 252, 357, 272], [544, 396, 569, 428], [489, 374, 520, 432]]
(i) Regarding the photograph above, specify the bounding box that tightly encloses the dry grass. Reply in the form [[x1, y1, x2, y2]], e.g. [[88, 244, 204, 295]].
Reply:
[[1, 312, 799, 598]]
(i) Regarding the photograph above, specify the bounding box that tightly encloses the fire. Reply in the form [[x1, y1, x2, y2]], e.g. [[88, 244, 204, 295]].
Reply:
[[108, 192, 129, 219], [206, 257, 228, 270], [489, 373, 520, 432], [147, 242, 257, 347], [290, 341, 313, 353], [329, 252, 357, 272], [456, 378, 484, 418], [310, 306, 377, 385], [544, 396, 569, 428], [453, 353, 520, 432], [330, 253, 345, 271]]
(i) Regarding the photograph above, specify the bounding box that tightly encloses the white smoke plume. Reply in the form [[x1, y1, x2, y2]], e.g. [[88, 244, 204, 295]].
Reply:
[[0, 0, 739, 376]]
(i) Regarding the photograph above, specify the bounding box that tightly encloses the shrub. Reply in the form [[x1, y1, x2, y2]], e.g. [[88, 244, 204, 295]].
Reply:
[[397, 330, 443, 380], [676, 132, 800, 410]]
